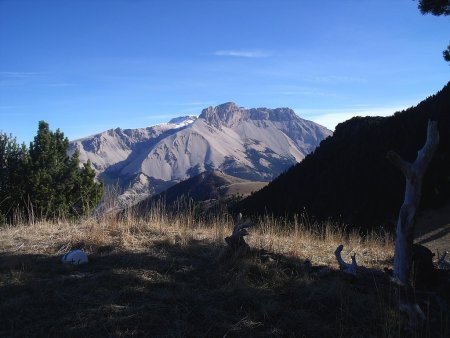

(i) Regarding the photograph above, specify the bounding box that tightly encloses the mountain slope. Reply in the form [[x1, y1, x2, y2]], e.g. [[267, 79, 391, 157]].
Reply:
[[70, 103, 331, 204], [135, 170, 267, 212], [237, 82, 450, 228], [69, 116, 197, 175]]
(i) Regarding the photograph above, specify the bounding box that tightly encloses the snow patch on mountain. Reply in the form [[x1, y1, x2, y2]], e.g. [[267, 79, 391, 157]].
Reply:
[[167, 115, 197, 127]]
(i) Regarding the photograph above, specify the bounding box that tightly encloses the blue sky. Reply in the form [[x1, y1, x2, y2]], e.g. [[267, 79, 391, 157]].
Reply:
[[1, 0, 449, 144]]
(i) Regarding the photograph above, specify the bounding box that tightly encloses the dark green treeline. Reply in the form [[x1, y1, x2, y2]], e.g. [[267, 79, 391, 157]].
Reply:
[[0, 121, 103, 224], [237, 82, 450, 229]]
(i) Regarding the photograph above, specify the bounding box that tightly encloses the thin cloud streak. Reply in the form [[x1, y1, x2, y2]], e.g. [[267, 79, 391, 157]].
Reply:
[[164, 101, 215, 107], [40, 83, 78, 87], [0, 105, 31, 110], [309, 75, 367, 84], [0, 71, 46, 79], [0, 112, 27, 118], [280, 89, 337, 97], [0, 71, 49, 87], [213, 49, 271, 58]]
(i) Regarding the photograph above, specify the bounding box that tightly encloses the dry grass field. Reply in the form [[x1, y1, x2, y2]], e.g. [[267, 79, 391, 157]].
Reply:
[[0, 207, 448, 337]]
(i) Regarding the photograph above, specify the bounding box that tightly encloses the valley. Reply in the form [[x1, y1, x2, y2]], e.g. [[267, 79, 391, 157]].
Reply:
[[2, 1, 449, 336]]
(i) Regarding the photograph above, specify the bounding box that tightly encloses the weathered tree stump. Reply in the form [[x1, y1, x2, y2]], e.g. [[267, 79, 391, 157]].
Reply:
[[225, 213, 252, 254]]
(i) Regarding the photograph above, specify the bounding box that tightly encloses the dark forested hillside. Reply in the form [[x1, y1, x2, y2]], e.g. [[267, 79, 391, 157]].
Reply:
[[132, 170, 267, 214], [237, 82, 450, 228]]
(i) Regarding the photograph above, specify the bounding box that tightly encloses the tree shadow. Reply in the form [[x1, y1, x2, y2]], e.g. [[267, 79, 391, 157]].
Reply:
[[415, 202, 450, 240], [417, 226, 450, 246], [0, 238, 448, 337]]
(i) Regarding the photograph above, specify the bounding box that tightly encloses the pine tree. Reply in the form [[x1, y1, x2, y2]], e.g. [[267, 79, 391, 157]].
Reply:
[[78, 159, 103, 214], [27, 121, 103, 219], [1, 122, 103, 224], [0, 133, 28, 223], [418, 0, 450, 62], [28, 121, 69, 217]]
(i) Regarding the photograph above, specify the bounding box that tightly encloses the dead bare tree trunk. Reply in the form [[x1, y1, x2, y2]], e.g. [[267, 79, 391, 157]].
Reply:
[[387, 120, 439, 287]]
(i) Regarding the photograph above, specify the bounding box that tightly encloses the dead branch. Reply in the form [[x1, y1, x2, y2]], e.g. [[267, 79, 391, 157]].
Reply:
[[334, 244, 357, 275], [386, 151, 413, 179], [225, 213, 252, 252], [437, 250, 450, 270]]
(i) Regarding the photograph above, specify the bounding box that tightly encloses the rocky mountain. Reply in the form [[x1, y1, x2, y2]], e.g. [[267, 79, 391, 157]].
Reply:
[[69, 102, 332, 205], [70, 116, 198, 174], [236, 82, 450, 229]]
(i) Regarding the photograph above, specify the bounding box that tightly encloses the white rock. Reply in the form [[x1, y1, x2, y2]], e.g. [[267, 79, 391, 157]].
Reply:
[[61, 249, 88, 265]]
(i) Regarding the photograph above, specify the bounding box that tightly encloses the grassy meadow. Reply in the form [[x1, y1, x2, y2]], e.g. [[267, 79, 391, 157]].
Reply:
[[0, 205, 448, 337]]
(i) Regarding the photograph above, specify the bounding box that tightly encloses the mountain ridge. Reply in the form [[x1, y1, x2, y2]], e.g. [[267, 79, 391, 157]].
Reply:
[[69, 102, 332, 205]]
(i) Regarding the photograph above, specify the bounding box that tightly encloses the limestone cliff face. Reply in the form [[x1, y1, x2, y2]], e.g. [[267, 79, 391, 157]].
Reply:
[[69, 103, 332, 205]]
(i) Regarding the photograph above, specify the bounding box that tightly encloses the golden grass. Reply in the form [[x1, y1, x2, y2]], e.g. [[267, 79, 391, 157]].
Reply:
[[0, 206, 394, 271], [2, 207, 449, 337]]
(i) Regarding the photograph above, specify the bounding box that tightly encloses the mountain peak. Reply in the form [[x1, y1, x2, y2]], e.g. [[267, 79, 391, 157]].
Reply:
[[216, 102, 240, 111], [70, 100, 332, 205], [199, 102, 300, 127], [199, 102, 244, 127]]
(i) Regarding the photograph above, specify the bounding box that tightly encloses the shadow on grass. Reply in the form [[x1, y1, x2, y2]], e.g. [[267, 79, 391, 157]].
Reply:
[[417, 226, 450, 247], [0, 239, 448, 337]]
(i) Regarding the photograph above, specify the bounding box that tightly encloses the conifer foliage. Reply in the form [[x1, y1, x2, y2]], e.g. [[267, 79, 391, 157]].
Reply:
[[0, 121, 102, 223], [417, 0, 450, 62], [0, 133, 29, 223], [237, 82, 450, 229]]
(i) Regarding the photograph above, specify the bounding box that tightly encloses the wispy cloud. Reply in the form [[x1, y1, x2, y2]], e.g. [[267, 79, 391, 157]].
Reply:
[[0, 105, 30, 110], [164, 101, 215, 107], [309, 75, 367, 84], [213, 49, 271, 58], [0, 71, 79, 88], [41, 83, 78, 87], [0, 71, 46, 79], [280, 87, 337, 97], [0, 112, 27, 118], [0, 71, 48, 87]]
